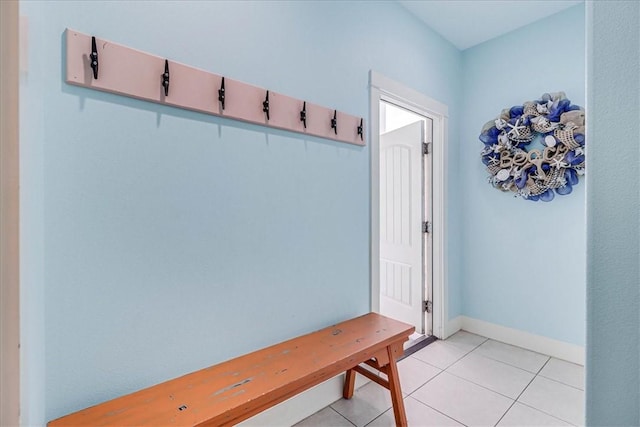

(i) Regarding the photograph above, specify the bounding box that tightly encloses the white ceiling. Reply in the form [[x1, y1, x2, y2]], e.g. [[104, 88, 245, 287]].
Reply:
[[398, 0, 583, 50]]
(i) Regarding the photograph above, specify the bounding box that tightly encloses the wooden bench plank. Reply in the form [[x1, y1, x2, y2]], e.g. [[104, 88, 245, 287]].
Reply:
[[48, 313, 413, 427]]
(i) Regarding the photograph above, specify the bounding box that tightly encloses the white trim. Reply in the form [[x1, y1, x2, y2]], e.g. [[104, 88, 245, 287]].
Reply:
[[432, 114, 447, 339], [444, 315, 463, 339], [458, 316, 585, 365], [370, 71, 449, 119], [369, 71, 448, 339], [238, 374, 369, 426], [369, 85, 381, 316]]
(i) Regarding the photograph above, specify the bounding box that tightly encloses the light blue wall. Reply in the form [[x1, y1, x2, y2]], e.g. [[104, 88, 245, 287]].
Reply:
[[460, 5, 586, 345], [19, 1, 462, 423], [585, 1, 640, 425]]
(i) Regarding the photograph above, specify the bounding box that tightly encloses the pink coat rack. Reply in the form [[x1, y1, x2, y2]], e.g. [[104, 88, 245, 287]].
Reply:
[[65, 29, 366, 146]]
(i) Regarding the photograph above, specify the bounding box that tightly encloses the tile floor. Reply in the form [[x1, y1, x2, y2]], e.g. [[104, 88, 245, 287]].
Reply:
[[295, 331, 584, 427]]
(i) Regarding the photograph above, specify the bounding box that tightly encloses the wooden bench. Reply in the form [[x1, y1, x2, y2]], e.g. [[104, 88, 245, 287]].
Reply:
[[48, 312, 414, 426]]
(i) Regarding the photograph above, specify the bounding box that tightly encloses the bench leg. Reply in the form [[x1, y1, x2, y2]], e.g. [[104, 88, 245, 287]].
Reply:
[[343, 368, 356, 399], [386, 345, 408, 427]]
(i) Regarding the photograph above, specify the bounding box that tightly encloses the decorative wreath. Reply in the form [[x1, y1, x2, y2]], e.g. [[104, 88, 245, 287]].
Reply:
[[479, 92, 585, 202]]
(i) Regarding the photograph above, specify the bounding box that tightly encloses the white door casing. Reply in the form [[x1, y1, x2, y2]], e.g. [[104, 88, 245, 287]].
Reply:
[[370, 70, 448, 339], [379, 122, 425, 332]]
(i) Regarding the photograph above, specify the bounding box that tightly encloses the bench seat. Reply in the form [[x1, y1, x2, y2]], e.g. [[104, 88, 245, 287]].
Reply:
[[48, 312, 414, 426]]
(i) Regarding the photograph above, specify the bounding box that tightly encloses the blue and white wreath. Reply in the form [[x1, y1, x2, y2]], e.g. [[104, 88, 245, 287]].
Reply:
[[479, 92, 585, 202]]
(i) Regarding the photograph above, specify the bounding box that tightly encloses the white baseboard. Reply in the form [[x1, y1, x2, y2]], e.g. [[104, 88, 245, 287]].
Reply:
[[444, 315, 462, 339], [237, 373, 369, 426], [455, 316, 584, 365]]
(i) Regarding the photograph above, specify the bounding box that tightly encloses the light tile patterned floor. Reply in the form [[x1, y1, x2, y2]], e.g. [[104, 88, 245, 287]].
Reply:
[[295, 331, 584, 427]]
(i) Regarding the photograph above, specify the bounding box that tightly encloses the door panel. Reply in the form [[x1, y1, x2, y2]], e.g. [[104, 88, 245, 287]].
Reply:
[[379, 121, 424, 333]]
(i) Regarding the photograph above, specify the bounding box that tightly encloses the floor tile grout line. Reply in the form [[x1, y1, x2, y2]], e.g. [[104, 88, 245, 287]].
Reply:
[[516, 358, 584, 424], [472, 352, 549, 375], [401, 395, 470, 427], [480, 338, 551, 358], [492, 400, 518, 427], [403, 354, 446, 372], [537, 372, 585, 391], [407, 368, 500, 427], [442, 368, 529, 401], [535, 356, 552, 375], [377, 360, 442, 396], [406, 365, 448, 396], [363, 407, 389, 427], [444, 337, 488, 353], [361, 397, 464, 427], [492, 359, 546, 426], [520, 357, 550, 400], [408, 355, 452, 371], [420, 400, 471, 427], [412, 340, 477, 371], [328, 406, 357, 427], [438, 343, 534, 401], [516, 400, 580, 426], [452, 346, 541, 375], [522, 403, 580, 426], [474, 339, 551, 373]]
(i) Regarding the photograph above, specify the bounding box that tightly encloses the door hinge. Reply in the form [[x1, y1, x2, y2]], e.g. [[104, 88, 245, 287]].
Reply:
[[422, 142, 431, 155], [423, 300, 433, 313], [423, 221, 431, 234]]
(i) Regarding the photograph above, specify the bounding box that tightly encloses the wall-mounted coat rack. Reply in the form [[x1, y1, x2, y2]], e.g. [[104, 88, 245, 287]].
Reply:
[[65, 29, 365, 146]]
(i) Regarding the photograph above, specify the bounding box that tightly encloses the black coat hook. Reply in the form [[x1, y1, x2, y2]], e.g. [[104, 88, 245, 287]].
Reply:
[[300, 101, 307, 129], [218, 77, 226, 110], [162, 60, 170, 96], [331, 110, 338, 135], [90, 36, 99, 80], [263, 90, 270, 121], [357, 118, 364, 141]]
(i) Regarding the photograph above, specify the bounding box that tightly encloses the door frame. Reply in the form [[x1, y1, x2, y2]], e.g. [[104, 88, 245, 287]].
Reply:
[[369, 70, 448, 338], [0, 0, 21, 425]]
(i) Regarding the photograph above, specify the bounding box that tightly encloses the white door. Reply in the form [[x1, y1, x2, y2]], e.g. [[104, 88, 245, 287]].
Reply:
[[379, 121, 425, 333]]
